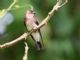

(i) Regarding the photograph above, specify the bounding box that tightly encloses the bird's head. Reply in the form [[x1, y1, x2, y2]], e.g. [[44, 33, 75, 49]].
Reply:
[[26, 10, 35, 18]]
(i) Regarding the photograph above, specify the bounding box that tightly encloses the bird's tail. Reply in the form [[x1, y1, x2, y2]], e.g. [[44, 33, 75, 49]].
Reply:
[[36, 41, 43, 51]]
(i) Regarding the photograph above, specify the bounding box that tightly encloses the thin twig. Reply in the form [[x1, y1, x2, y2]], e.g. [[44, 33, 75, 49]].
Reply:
[[0, 0, 17, 18], [23, 42, 29, 60], [7, 0, 17, 11], [0, 0, 68, 49]]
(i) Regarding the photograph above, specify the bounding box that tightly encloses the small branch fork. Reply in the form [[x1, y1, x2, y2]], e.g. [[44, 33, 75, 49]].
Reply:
[[0, 0, 68, 60], [7, 0, 17, 11], [0, 0, 17, 18]]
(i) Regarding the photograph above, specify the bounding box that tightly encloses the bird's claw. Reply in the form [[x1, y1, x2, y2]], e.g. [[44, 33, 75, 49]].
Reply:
[[33, 26, 38, 30]]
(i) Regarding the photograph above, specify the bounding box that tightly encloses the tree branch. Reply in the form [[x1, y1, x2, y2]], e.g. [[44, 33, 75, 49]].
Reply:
[[0, 0, 17, 18], [7, 0, 17, 11], [0, 0, 68, 49], [23, 42, 29, 60]]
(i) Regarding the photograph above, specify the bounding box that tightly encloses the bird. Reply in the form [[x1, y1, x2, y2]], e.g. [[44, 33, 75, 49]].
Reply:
[[24, 10, 44, 51]]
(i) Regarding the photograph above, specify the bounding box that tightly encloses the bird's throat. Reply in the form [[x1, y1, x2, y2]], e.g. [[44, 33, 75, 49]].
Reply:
[[26, 14, 34, 18]]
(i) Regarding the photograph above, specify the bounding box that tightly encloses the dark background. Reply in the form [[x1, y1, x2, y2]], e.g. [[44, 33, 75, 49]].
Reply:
[[0, 0, 80, 60]]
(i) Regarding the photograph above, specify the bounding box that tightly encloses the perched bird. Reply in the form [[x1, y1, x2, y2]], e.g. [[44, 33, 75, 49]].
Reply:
[[24, 10, 43, 51]]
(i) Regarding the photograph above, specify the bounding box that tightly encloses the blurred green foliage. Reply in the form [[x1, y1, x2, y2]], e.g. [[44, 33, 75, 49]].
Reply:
[[0, 0, 80, 60]]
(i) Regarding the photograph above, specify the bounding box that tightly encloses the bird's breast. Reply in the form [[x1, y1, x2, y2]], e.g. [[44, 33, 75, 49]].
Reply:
[[26, 19, 35, 30]]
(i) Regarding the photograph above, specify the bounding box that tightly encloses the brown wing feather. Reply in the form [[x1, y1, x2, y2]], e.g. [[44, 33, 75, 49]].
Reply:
[[35, 18, 44, 48], [24, 17, 26, 26]]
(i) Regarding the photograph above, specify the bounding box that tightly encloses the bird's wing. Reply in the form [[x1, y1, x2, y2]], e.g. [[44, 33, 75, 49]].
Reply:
[[34, 16, 44, 46], [24, 17, 26, 26]]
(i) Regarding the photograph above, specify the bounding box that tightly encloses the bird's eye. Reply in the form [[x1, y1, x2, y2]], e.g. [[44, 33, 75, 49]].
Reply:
[[29, 10, 36, 14], [30, 10, 33, 12]]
